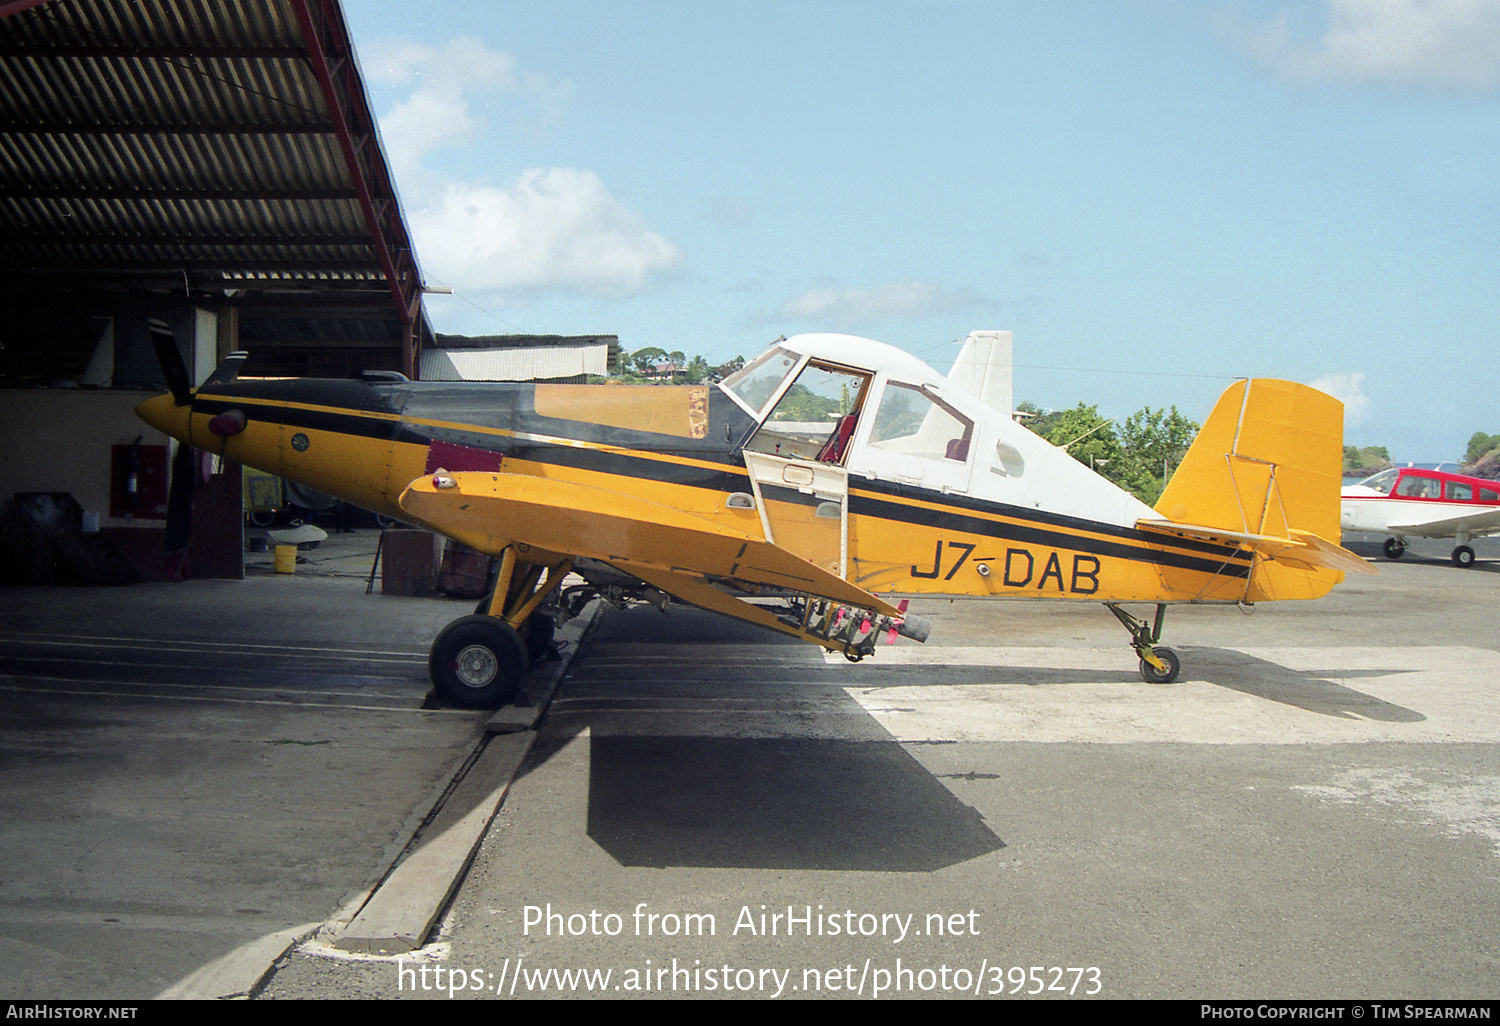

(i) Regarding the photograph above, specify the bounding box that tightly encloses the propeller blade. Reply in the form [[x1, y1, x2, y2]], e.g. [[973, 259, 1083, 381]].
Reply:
[[149, 319, 193, 406], [162, 441, 195, 580], [202, 351, 250, 389]]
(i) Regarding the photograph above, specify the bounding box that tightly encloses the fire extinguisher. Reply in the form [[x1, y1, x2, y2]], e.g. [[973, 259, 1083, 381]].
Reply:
[[124, 435, 142, 510]]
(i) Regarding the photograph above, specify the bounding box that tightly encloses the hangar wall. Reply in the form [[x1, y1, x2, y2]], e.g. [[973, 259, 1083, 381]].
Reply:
[[1, 307, 242, 582], [0, 390, 171, 525]]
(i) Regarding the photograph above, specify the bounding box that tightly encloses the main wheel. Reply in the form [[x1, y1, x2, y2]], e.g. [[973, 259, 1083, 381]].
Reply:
[[1139, 646, 1181, 684], [429, 615, 530, 708], [1383, 537, 1406, 559], [467, 602, 556, 664], [1452, 545, 1476, 568]]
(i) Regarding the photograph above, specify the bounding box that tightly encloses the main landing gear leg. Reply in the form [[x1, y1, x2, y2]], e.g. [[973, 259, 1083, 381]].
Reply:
[[430, 548, 573, 708], [1106, 602, 1181, 684]]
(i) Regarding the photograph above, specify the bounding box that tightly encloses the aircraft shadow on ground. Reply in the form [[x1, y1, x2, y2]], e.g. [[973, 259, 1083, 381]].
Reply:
[[1176, 646, 1426, 722], [840, 648, 1422, 720], [833, 652, 1425, 722], [575, 733, 1004, 872]]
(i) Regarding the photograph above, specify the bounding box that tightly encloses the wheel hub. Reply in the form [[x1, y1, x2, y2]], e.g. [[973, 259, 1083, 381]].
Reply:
[[454, 644, 499, 687]]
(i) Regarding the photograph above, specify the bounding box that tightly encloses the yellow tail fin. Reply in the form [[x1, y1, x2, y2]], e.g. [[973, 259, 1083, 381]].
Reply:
[[1148, 378, 1372, 600]]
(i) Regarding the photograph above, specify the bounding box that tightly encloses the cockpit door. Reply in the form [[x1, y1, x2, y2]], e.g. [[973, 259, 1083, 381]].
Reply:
[[742, 451, 849, 581], [729, 358, 871, 581]]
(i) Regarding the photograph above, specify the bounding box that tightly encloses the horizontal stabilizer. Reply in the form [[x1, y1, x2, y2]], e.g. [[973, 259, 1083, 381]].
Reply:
[[1137, 519, 1375, 576]]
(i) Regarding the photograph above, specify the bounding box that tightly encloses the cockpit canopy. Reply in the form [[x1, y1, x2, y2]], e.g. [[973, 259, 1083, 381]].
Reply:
[[719, 332, 1154, 524]]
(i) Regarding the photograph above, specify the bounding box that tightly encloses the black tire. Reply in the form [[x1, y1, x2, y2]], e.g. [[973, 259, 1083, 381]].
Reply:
[[1453, 545, 1476, 568], [1139, 646, 1181, 684], [465, 606, 556, 664], [1383, 537, 1406, 559], [429, 615, 530, 708], [522, 613, 556, 663]]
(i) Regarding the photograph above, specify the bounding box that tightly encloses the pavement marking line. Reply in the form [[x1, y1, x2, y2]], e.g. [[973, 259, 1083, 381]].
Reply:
[[558, 643, 1500, 745], [0, 631, 432, 660], [0, 678, 456, 714]]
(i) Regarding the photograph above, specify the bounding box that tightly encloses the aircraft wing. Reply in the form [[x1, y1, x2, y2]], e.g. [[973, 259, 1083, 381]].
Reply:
[[1136, 519, 1376, 576], [397, 470, 902, 617], [1388, 505, 1500, 539]]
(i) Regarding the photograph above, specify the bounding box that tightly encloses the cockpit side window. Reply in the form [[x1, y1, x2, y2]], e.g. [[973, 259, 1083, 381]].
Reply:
[[867, 382, 973, 462], [1396, 474, 1440, 499]]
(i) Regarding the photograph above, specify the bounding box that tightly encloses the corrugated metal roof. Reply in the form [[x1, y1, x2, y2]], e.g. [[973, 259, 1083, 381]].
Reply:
[[421, 344, 613, 382], [0, 0, 431, 375]]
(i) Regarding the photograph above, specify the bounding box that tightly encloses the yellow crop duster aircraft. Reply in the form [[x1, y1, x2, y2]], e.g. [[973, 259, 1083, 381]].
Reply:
[[136, 328, 1371, 708]]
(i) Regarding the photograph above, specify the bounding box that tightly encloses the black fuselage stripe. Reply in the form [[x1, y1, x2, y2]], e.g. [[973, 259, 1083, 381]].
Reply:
[[201, 395, 1251, 577]]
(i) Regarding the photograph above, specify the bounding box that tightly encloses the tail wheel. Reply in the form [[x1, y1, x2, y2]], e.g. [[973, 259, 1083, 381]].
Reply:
[[429, 615, 529, 708], [1452, 545, 1476, 568], [1139, 646, 1181, 684]]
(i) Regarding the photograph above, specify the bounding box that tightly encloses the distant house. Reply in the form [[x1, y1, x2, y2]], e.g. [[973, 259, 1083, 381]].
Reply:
[[421, 334, 621, 383]]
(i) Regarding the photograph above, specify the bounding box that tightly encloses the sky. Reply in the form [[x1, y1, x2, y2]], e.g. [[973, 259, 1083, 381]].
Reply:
[[340, 0, 1500, 464]]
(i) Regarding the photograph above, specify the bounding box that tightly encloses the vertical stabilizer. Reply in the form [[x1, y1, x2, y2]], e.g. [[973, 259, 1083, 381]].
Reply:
[[1152, 378, 1354, 599], [947, 330, 1013, 415]]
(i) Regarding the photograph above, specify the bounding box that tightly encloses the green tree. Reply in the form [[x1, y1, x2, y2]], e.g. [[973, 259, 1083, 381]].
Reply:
[[1343, 446, 1391, 476], [767, 383, 840, 422], [1114, 406, 1199, 504], [629, 346, 667, 375], [1032, 403, 1124, 475], [1465, 432, 1500, 465], [678, 355, 710, 384], [1022, 401, 1200, 505]]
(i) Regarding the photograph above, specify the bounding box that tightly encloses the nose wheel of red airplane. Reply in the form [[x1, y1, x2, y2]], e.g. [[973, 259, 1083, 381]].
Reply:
[[429, 615, 530, 708], [1383, 537, 1406, 559]]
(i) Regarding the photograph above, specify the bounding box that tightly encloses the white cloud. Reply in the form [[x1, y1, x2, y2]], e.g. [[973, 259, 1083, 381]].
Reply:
[[364, 36, 675, 301], [1311, 370, 1374, 425], [413, 169, 680, 298], [1247, 0, 1500, 92], [772, 280, 993, 330], [361, 37, 539, 178]]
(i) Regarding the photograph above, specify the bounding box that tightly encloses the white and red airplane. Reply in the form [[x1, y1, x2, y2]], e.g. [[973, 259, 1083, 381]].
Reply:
[[1342, 467, 1500, 567]]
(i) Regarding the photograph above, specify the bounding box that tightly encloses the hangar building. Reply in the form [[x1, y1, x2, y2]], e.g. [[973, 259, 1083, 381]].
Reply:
[[2, 0, 428, 581]]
